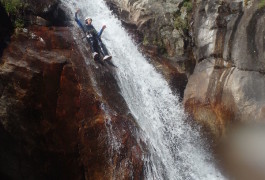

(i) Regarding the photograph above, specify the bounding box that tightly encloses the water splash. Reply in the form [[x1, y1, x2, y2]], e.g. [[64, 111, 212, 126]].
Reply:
[[62, 0, 225, 179], [66, 5, 121, 171]]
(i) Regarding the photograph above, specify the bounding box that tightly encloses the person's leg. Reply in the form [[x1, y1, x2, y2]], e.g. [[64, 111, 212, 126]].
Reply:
[[87, 37, 96, 52], [96, 38, 110, 57], [96, 38, 112, 61], [87, 37, 99, 60]]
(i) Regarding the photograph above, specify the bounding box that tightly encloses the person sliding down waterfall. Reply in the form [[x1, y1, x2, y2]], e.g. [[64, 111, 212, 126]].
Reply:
[[75, 9, 112, 61]]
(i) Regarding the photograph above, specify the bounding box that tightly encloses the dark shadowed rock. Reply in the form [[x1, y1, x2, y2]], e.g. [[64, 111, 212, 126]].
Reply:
[[22, 0, 70, 26], [0, 3, 13, 57], [0, 26, 83, 180]]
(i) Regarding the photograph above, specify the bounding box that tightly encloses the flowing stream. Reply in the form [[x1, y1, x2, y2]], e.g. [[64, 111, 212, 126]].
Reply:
[[63, 0, 225, 179]]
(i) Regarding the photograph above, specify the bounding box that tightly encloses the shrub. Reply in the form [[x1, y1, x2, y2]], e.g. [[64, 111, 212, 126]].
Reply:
[[183, 0, 193, 13], [143, 35, 149, 46], [14, 18, 24, 28], [1, 0, 22, 14], [174, 0, 193, 32], [258, 0, 265, 9], [1, 0, 28, 28], [174, 16, 188, 31]]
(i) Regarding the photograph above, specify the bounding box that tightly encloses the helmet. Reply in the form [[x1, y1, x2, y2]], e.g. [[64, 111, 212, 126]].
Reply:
[[85, 17, 92, 21]]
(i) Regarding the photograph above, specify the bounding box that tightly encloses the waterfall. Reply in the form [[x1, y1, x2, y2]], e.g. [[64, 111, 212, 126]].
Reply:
[[62, 0, 225, 179]]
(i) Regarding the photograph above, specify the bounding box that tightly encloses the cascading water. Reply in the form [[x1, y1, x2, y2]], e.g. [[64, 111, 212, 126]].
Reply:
[[63, 0, 226, 179]]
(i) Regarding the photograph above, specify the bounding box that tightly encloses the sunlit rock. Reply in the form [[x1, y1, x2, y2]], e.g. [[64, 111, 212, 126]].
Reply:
[[184, 0, 265, 139]]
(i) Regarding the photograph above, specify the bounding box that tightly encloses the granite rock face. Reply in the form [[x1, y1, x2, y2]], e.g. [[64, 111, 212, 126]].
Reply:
[[105, 0, 191, 100], [0, 26, 83, 180], [2, 0, 265, 178], [184, 0, 265, 138], [106, 0, 265, 138], [105, 0, 190, 59], [0, 2, 146, 179]]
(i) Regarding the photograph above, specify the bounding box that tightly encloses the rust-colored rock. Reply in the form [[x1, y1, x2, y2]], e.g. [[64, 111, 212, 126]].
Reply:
[[0, 25, 145, 179], [0, 26, 84, 179]]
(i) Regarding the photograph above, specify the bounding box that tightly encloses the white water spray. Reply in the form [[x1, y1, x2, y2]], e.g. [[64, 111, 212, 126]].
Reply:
[[63, 0, 225, 179]]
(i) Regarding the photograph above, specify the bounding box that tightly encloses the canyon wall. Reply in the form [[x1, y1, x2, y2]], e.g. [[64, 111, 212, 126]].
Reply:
[[1, 0, 265, 179], [105, 0, 191, 99], [0, 1, 145, 179], [106, 0, 265, 139], [184, 0, 265, 138]]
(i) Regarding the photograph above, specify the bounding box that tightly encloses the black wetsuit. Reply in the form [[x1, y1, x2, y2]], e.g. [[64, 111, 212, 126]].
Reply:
[[75, 12, 109, 57]]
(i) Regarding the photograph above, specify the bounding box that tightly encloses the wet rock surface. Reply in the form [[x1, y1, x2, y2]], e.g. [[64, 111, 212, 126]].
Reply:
[[105, 0, 265, 141], [105, 0, 192, 101], [2, 0, 265, 179], [0, 13, 145, 180], [105, 0, 265, 179], [0, 26, 83, 180]]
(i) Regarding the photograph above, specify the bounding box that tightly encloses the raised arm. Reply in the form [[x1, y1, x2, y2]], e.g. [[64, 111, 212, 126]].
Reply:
[[98, 25, 106, 37], [75, 9, 85, 33]]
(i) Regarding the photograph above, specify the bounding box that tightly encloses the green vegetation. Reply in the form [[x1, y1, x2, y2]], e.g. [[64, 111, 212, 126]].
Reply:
[[1, 0, 28, 28], [153, 38, 163, 47], [183, 0, 193, 13], [173, 0, 193, 31], [143, 35, 149, 46], [174, 16, 188, 31], [1, 0, 23, 14], [14, 18, 24, 28], [244, 0, 265, 8], [258, 0, 265, 9]]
